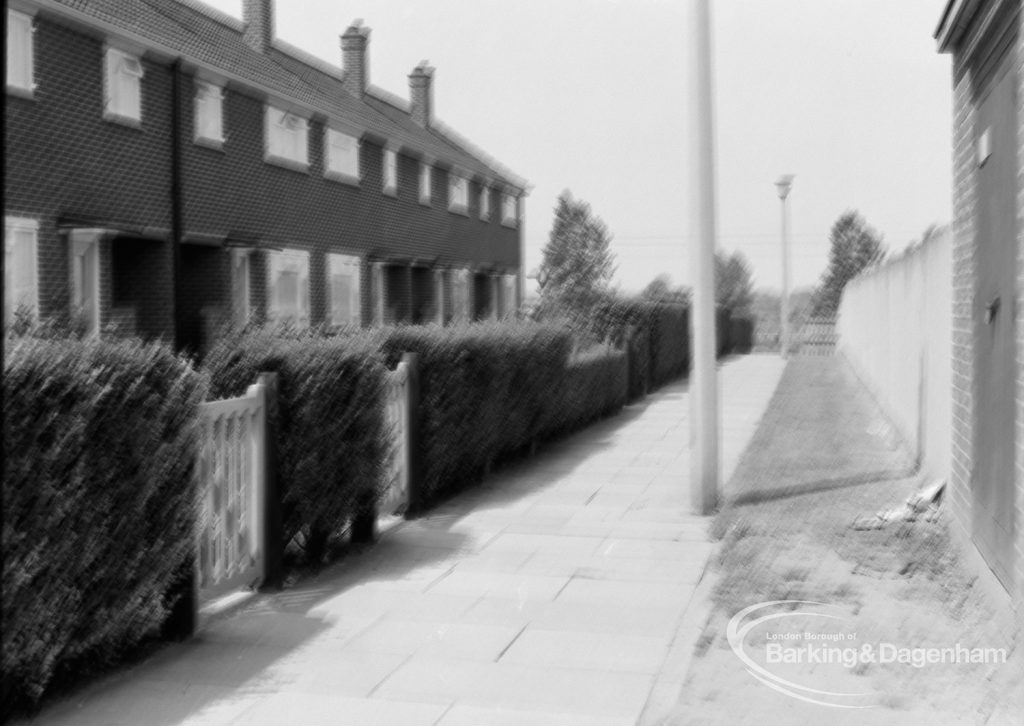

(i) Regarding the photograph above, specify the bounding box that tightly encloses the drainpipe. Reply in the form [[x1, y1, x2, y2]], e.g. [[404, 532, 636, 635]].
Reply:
[[171, 59, 184, 351]]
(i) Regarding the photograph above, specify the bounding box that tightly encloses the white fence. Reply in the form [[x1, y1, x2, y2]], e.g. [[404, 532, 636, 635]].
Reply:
[[836, 230, 952, 482], [380, 360, 412, 516], [798, 317, 837, 356], [196, 382, 267, 601]]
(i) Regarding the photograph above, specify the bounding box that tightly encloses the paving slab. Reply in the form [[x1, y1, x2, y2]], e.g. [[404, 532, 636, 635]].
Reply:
[[20, 354, 785, 726]]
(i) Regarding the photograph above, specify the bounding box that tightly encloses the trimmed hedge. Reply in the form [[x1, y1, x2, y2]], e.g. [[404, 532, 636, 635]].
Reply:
[[2, 338, 207, 716], [203, 328, 389, 561], [544, 344, 628, 436], [589, 298, 691, 396], [381, 321, 573, 509], [209, 322, 629, 516]]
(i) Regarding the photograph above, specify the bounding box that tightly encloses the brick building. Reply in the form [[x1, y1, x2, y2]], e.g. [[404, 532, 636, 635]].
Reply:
[[935, 0, 1023, 605], [5, 0, 527, 351]]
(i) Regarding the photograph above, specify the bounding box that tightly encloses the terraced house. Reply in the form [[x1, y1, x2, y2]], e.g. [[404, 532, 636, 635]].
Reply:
[[4, 0, 527, 351]]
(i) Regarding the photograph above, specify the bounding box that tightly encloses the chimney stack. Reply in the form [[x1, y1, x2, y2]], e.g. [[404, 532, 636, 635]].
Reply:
[[341, 20, 370, 97], [243, 0, 274, 53], [409, 61, 434, 128]]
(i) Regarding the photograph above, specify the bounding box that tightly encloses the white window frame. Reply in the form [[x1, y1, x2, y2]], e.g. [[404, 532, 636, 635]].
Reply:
[[326, 253, 362, 327], [5, 217, 39, 328], [6, 9, 35, 97], [324, 127, 360, 183], [502, 194, 518, 227], [479, 185, 490, 221], [230, 249, 250, 327], [419, 162, 432, 205], [264, 105, 309, 170], [266, 249, 310, 326], [448, 174, 468, 214], [194, 80, 224, 147], [104, 46, 144, 124], [382, 148, 397, 196]]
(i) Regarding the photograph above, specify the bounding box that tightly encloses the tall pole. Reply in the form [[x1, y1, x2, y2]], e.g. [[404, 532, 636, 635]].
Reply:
[[688, 0, 718, 515], [776, 175, 794, 358]]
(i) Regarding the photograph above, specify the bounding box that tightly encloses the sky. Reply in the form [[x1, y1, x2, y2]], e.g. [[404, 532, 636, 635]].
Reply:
[[201, 0, 954, 295]]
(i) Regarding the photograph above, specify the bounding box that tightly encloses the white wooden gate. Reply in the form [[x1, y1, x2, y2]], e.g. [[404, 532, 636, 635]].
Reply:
[[197, 382, 267, 600], [380, 360, 411, 516]]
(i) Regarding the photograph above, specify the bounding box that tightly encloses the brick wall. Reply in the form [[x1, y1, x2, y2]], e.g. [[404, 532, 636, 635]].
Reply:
[[946, 3, 1024, 605], [950, 53, 977, 553]]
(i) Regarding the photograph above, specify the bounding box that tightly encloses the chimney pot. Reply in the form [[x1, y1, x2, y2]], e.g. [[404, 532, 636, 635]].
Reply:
[[341, 20, 371, 97], [243, 0, 274, 53], [409, 62, 435, 128]]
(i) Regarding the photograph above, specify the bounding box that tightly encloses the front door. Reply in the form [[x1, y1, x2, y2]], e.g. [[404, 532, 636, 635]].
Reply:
[[971, 31, 1018, 591]]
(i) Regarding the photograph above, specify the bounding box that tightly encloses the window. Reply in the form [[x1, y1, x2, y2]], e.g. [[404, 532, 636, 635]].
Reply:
[[448, 174, 468, 213], [4, 217, 38, 327], [69, 233, 100, 337], [382, 148, 397, 195], [479, 185, 490, 221], [194, 80, 224, 145], [104, 47, 144, 123], [451, 268, 470, 320], [265, 105, 308, 168], [324, 128, 359, 181], [231, 250, 250, 327], [502, 194, 518, 227], [419, 162, 432, 205], [267, 249, 310, 326], [327, 253, 361, 326], [7, 9, 34, 95]]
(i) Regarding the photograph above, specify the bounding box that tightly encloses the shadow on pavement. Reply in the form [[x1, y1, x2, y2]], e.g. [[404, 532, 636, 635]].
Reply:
[[729, 467, 918, 507]]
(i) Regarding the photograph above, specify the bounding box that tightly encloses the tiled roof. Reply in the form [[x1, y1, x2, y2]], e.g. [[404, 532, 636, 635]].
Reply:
[[47, 0, 527, 192]]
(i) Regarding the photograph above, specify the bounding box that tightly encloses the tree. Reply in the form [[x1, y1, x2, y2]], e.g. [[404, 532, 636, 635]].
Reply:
[[538, 191, 616, 317], [715, 250, 754, 315], [812, 211, 885, 316], [641, 274, 690, 304]]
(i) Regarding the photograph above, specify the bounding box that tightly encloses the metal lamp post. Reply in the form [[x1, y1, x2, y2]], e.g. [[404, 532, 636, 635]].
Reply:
[[775, 175, 794, 358]]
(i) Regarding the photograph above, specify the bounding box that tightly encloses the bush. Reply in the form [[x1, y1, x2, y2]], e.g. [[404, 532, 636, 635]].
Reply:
[[730, 317, 754, 354], [203, 328, 388, 560], [381, 321, 572, 510], [716, 306, 733, 357], [2, 338, 207, 716], [543, 344, 628, 435], [647, 304, 690, 386], [588, 298, 690, 395]]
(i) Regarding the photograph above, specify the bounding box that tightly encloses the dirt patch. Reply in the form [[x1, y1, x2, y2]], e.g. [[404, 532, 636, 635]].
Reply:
[[660, 358, 1022, 726]]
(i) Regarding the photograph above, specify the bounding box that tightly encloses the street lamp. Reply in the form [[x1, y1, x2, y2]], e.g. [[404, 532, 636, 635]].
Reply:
[[687, 0, 719, 515], [775, 174, 794, 358]]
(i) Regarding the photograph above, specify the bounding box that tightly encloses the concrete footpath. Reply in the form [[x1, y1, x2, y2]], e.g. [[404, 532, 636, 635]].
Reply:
[[24, 354, 786, 726]]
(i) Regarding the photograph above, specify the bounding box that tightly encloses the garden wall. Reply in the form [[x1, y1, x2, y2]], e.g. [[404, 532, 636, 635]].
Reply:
[[836, 229, 952, 482]]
